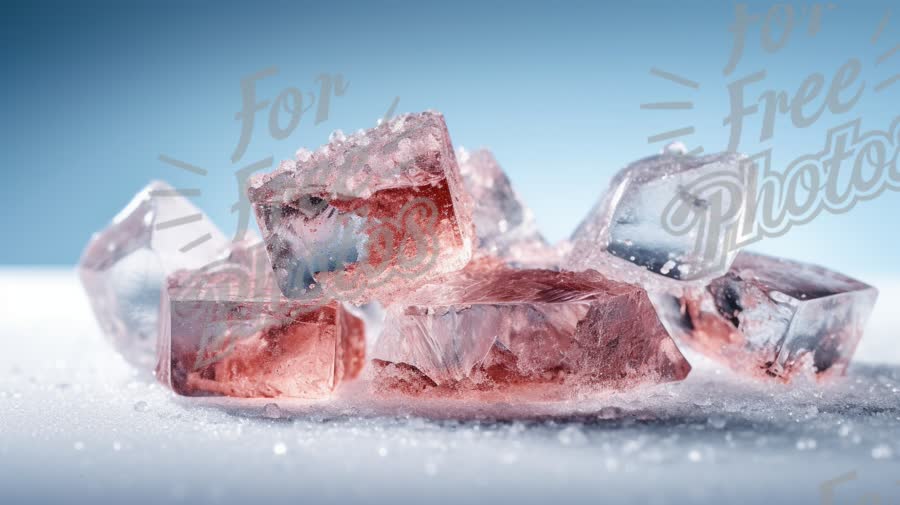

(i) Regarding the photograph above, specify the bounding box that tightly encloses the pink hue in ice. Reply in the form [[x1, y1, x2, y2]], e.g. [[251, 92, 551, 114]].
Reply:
[[156, 240, 365, 398], [371, 259, 690, 400], [247, 111, 474, 304], [456, 148, 558, 268], [652, 252, 878, 382]]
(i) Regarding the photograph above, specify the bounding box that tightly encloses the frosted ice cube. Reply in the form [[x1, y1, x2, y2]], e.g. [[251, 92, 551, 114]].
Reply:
[[248, 111, 474, 304]]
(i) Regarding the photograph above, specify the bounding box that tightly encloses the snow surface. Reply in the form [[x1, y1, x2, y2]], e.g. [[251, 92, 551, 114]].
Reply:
[[1, 269, 899, 505]]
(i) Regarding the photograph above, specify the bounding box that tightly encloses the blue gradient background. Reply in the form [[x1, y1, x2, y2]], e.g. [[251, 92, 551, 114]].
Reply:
[[3, 0, 898, 278]]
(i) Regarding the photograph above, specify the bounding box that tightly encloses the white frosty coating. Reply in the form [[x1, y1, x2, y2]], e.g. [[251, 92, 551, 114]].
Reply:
[[248, 111, 451, 202], [4, 271, 900, 505], [77, 181, 228, 368], [662, 141, 688, 155], [566, 150, 748, 292]]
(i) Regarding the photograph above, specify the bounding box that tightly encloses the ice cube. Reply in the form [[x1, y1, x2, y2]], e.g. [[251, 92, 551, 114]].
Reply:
[[156, 240, 365, 398], [567, 151, 748, 288], [78, 181, 228, 368], [371, 258, 690, 400], [651, 252, 878, 382], [248, 111, 474, 304]]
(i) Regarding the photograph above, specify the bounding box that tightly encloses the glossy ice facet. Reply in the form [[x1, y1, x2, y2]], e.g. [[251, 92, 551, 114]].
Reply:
[[566, 151, 748, 287], [248, 111, 474, 304], [78, 181, 228, 368], [652, 252, 878, 382], [156, 240, 365, 398], [371, 260, 690, 399]]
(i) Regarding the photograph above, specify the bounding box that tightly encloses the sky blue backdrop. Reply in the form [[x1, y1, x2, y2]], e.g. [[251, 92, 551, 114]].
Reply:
[[3, 0, 898, 279]]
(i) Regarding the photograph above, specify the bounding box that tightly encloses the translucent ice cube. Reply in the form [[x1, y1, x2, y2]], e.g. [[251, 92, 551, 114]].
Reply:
[[567, 151, 748, 288], [78, 181, 228, 368], [652, 251, 878, 382]]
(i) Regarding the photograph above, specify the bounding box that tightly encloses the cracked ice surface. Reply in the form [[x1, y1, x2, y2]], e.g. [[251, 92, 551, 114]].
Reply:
[[370, 260, 689, 399], [1, 271, 899, 505]]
